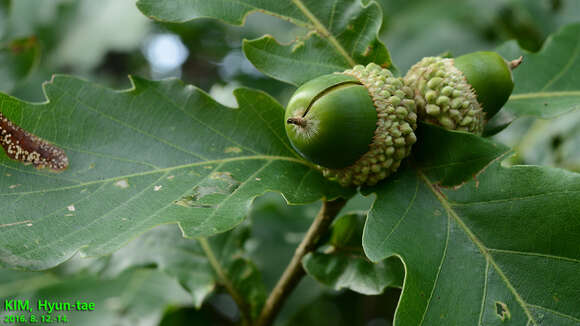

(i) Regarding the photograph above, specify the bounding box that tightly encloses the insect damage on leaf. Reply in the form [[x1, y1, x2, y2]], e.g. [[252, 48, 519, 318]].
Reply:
[[174, 171, 240, 208], [0, 112, 69, 171], [495, 301, 511, 321]]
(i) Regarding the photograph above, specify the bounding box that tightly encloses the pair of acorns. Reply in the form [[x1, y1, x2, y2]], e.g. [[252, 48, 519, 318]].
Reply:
[[285, 52, 522, 187]]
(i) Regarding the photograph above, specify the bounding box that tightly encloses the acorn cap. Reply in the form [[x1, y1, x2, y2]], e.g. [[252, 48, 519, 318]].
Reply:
[[285, 63, 418, 187], [324, 64, 417, 186], [404, 56, 485, 134]]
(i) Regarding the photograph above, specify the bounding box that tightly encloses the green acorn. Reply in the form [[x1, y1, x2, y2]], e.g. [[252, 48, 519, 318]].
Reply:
[[285, 63, 417, 187], [404, 51, 521, 134]]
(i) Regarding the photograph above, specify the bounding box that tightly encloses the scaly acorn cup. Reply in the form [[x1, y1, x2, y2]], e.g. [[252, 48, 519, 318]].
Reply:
[[285, 63, 418, 187], [404, 51, 522, 134]]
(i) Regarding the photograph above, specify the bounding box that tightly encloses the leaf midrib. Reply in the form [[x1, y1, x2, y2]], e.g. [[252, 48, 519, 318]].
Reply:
[[0, 155, 312, 197], [418, 171, 538, 325], [509, 90, 580, 100]]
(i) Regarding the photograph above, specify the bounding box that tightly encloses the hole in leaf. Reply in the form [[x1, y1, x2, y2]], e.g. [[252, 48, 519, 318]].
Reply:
[[495, 301, 511, 321]]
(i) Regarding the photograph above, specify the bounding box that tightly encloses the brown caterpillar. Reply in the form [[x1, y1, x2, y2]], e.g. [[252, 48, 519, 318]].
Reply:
[[0, 112, 68, 171]]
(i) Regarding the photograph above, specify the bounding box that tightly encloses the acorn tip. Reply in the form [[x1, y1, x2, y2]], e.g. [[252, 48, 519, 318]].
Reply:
[[509, 56, 523, 70], [287, 117, 307, 127]]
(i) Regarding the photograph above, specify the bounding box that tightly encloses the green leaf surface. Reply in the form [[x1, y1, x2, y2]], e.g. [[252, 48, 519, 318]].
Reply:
[[303, 213, 404, 295], [0, 268, 192, 326], [99, 223, 266, 318], [364, 146, 580, 324], [0, 75, 352, 271], [500, 23, 580, 119], [303, 253, 403, 296], [0, 36, 39, 92], [413, 124, 511, 187], [136, 0, 393, 85]]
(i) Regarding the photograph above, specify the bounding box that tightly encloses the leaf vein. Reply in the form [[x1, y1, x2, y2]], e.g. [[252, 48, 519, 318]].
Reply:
[[59, 145, 160, 170], [291, 0, 355, 66], [488, 248, 580, 264], [540, 35, 580, 91], [10, 172, 171, 257], [51, 84, 209, 161], [509, 90, 580, 100], [527, 304, 580, 322], [419, 171, 538, 324], [477, 259, 490, 326], [91, 164, 225, 253], [418, 213, 451, 326], [293, 168, 313, 196], [0, 156, 309, 196], [148, 83, 260, 156], [226, 0, 313, 29], [377, 176, 419, 249], [196, 160, 273, 232], [0, 161, 82, 185], [450, 189, 580, 206], [235, 91, 297, 158], [246, 40, 348, 70], [350, 12, 368, 58]]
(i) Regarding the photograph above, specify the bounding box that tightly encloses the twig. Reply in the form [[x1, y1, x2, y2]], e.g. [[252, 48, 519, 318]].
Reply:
[[198, 237, 252, 326], [256, 198, 347, 326]]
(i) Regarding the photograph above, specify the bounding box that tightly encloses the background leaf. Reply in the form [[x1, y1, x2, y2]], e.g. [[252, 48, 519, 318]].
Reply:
[[136, 0, 393, 85], [0, 76, 351, 271], [495, 110, 580, 172], [97, 224, 266, 318], [247, 193, 330, 326], [247, 192, 400, 326], [1, 0, 153, 102], [379, 0, 580, 74], [0, 36, 39, 92], [379, 0, 494, 74], [303, 213, 404, 295], [499, 23, 580, 118], [0, 268, 192, 326], [363, 128, 580, 325], [0, 0, 7, 40], [0, 0, 41, 94], [48, 0, 150, 72]]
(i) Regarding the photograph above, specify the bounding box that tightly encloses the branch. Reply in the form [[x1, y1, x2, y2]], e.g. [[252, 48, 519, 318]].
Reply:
[[256, 197, 347, 326], [198, 237, 252, 326]]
